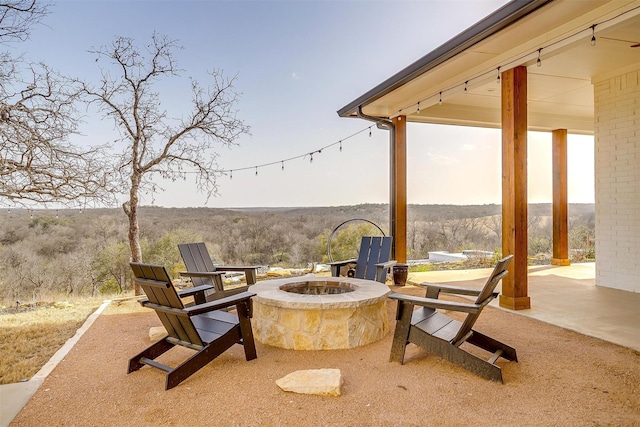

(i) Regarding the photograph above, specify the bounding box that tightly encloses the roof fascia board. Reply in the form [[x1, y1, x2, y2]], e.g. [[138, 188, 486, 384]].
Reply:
[[337, 0, 553, 118]]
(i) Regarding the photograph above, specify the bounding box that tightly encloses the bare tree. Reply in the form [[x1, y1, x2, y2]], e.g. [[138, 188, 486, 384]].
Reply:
[[0, 63, 114, 205], [0, 0, 47, 43], [81, 33, 250, 294], [0, 1, 115, 207]]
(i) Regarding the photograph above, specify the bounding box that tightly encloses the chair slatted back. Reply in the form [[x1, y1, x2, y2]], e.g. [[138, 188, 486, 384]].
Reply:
[[451, 255, 513, 345], [354, 236, 393, 281], [178, 242, 217, 287], [130, 262, 203, 348]]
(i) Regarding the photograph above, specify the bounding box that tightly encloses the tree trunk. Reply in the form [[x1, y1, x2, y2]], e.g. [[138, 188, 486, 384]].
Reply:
[[124, 176, 143, 295]]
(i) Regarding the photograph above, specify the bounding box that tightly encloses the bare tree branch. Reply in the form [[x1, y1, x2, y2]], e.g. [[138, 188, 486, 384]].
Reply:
[[0, 0, 47, 43], [0, 1, 117, 207], [81, 32, 250, 294]]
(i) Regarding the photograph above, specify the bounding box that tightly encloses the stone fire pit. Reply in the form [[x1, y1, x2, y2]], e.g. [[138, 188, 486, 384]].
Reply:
[[250, 276, 390, 350]]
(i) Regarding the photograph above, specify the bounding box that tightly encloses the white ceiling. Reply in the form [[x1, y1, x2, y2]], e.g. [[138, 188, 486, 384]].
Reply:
[[353, 0, 640, 135]]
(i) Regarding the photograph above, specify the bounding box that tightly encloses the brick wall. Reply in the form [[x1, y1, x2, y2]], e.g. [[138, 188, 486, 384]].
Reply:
[[594, 65, 640, 292]]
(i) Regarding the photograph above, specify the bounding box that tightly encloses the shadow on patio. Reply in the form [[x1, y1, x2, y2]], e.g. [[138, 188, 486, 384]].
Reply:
[[407, 262, 639, 352]]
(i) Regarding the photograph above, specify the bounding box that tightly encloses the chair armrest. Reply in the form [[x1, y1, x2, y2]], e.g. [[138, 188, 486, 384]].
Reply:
[[179, 271, 225, 278], [185, 291, 256, 316], [373, 260, 397, 282], [177, 284, 215, 299], [179, 270, 225, 292], [214, 265, 258, 271], [419, 282, 482, 299], [213, 266, 259, 285], [376, 260, 397, 269], [328, 259, 357, 276], [388, 292, 481, 314]]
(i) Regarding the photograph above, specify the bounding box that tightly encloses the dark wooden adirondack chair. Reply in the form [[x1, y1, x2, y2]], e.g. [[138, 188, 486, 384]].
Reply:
[[329, 236, 396, 283], [388, 255, 517, 382], [128, 262, 257, 390], [178, 242, 259, 303]]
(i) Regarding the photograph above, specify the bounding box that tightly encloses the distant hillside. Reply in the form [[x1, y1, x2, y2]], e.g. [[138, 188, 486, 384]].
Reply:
[[0, 203, 594, 301], [4, 202, 595, 222]]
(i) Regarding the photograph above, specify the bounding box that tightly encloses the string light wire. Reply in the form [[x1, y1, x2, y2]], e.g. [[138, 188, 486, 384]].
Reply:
[[221, 125, 375, 178], [394, 6, 640, 116]]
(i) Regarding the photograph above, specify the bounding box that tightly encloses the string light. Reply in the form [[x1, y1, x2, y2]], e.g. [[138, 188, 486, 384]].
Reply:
[[416, 101, 420, 113], [396, 8, 639, 117], [396, 7, 638, 119], [310, 153, 313, 163], [220, 125, 372, 178]]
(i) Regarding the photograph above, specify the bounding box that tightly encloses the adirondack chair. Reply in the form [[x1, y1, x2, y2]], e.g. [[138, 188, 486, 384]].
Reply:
[[329, 236, 396, 283], [388, 255, 517, 382], [128, 262, 257, 390], [178, 242, 259, 303]]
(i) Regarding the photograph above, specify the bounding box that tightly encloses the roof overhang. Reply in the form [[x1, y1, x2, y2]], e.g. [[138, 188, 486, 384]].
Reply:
[[338, 0, 640, 135]]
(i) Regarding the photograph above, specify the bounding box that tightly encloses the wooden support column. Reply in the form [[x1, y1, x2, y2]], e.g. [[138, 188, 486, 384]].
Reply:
[[500, 66, 531, 310], [551, 129, 570, 266], [391, 115, 407, 263]]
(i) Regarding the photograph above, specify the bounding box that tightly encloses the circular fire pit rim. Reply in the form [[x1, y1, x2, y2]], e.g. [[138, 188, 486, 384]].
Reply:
[[250, 276, 390, 309]]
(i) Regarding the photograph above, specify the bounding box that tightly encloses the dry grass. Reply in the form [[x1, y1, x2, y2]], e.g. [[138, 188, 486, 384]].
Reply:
[[0, 297, 107, 384]]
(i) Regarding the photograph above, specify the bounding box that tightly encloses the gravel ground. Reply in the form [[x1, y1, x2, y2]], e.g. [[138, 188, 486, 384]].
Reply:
[[11, 285, 640, 427]]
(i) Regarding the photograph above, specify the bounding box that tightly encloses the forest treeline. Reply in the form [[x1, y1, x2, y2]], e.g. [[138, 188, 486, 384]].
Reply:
[[0, 203, 595, 301]]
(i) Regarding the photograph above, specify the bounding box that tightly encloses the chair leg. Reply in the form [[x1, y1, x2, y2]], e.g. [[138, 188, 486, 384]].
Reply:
[[165, 329, 241, 390], [389, 301, 412, 364], [410, 331, 504, 382], [128, 337, 174, 373], [467, 330, 518, 362], [236, 300, 257, 361]]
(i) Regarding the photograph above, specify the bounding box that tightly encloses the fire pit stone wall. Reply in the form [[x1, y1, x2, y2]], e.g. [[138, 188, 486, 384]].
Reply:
[[250, 276, 391, 350]]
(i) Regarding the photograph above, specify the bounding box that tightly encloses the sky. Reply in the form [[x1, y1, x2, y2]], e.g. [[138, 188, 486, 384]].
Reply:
[[18, 0, 594, 208]]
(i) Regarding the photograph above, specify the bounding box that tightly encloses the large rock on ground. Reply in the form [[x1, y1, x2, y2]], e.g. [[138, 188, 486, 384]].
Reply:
[[275, 369, 343, 396]]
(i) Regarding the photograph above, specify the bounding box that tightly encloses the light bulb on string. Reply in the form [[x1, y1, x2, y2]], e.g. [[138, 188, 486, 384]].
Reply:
[[281, 161, 284, 171], [369, 127, 372, 137], [310, 153, 313, 163], [464, 81, 468, 93], [230, 170, 233, 180], [496, 67, 501, 84], [591, 25, 596, 46], [416, 102, 420, 113], [438, 92, 442, 105], [536, 49, 542, 67], [255, 166, 258, 176], [339, 141, 342, 152]]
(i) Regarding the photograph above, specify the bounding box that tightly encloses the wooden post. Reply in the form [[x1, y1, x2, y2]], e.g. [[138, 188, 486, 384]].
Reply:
[[391, 116, 407, 263], [499, 66, 531, 310], [552, 129, 570, 266]]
